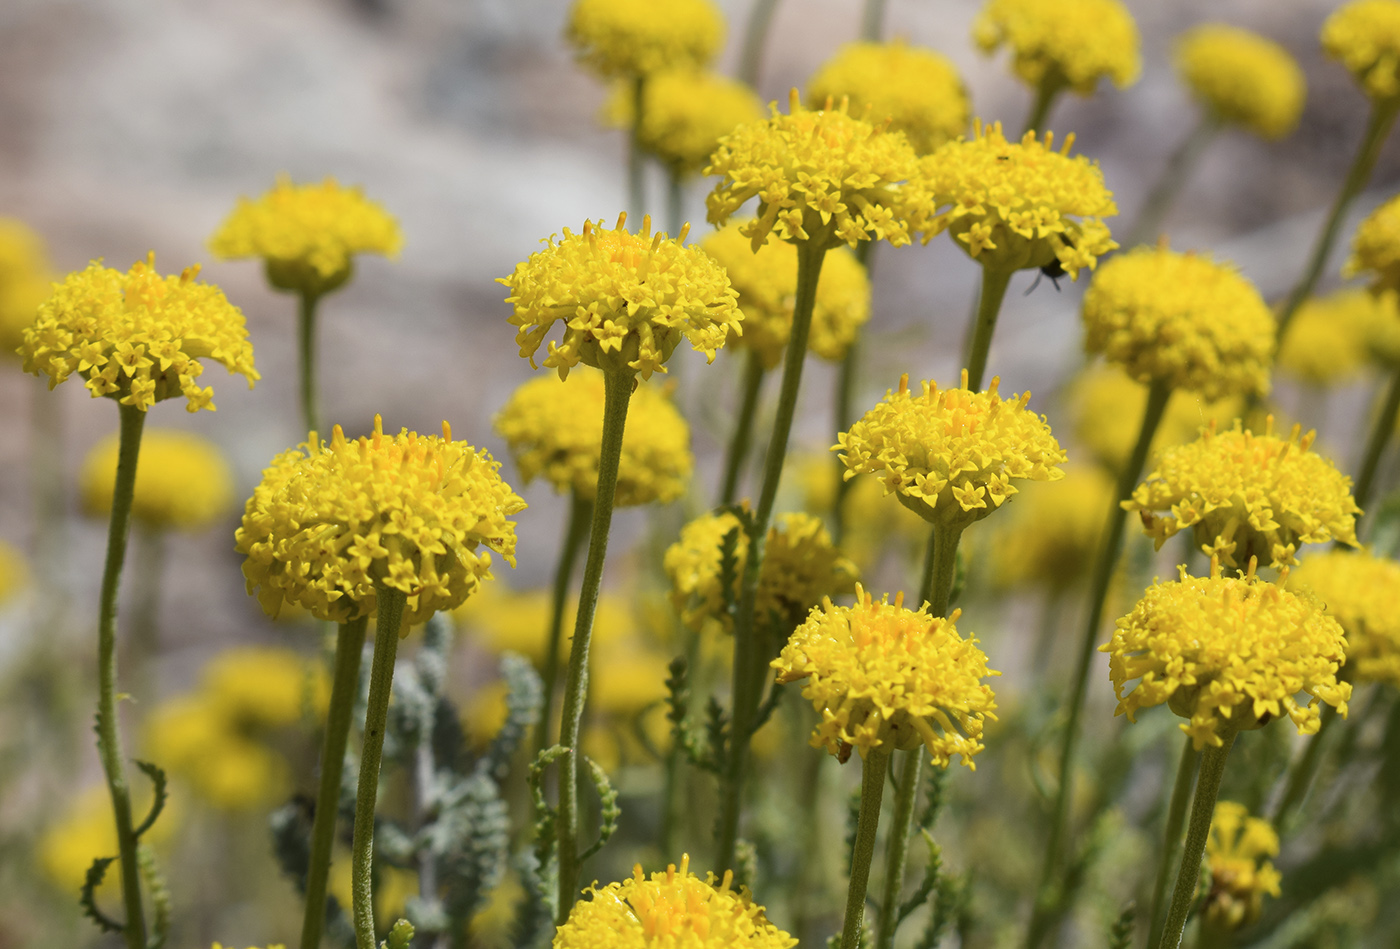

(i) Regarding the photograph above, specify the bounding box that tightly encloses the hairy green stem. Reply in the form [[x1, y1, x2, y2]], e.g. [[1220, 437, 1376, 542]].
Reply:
[[964, 267, 1014, 392], [628, 76, 647, 223], [1352, 368, 1400, 523], [1148, 737, 1201, 949], [720, 351, 767, 505], [298, 290, 322, 437], [841, 745, 892, 949], [1159, 730, 1239, 949], [1271, 703, 1340, 829], [1125, 114, 1221, 249], [737, 0, 782, 87], [535, 492, 593, 755]]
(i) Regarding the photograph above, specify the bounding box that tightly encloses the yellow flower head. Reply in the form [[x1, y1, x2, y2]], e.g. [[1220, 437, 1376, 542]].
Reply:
[[144, 694, 290, 810], [1344, 192, 1400, 294], [1101, 560, 1351, 749], [1175, 25, 1306, 140], [701, 221, 870, 369], [203, 646, 329, 729], [705, 90, 921, 251], [1204, 802, 1282, 931], [20, 254, 258, 412], [554, 854, 795, 949], [495, 370, 692, 506], [565, 0, 724, 79], [1278, 288, 1381, 386], [1291, 549, 1400, 688], [1082, 247, 1275, 400], [1322, 0, 1400, 100], [209, 175, 402, 297], [992, 465, 1112, 591], [605, 70, 764, 176], [1125, 419, 1360, 569], [773, 585, 998, 765], [806, 40, 971, 156], [836, 372, 1066, 530], [665, 510, 858, 634], [40, 785, 178, 895], [790, 453, 927, 574], [80, 429, 234, 532], [500, 213, 741, 380], [0, 539, 29, 606], [235, 416, 525, 626], [909, 122, 1117, 277], [972, 0, 1141, 95], [591, 647, 673, 716], [0, 218, 53, 359]]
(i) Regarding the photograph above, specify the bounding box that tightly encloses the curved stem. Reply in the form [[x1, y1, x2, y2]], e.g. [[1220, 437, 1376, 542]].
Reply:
[[860, 0, 886, 40], [1352, 367, 1400, 524], [555, 368, 634, 922], [301, 615, 369, 949], [841, 745, 892, 949], [1022, 78, 1065, 137], [720, 352, 767, 505], [964, 267, 1014, 392], [535, 492, 593, 755], [352, 590, 406, 949], [299, 290, 322, 437], [737, 0, 782, 88], [1158, 730, 1239, 949], [628, 76, 647, 223], [1148, 737, 1201, 949], [1125, 114, 1221, 249], [1270, 703, 1340, 829]]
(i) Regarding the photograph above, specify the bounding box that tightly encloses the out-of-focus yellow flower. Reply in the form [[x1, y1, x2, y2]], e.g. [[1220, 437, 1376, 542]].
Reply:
[[1291, 549, 1400, 688], [1322, 0, 1400, 100], [1363, 289, 1400, 366], [1175, 25, 1306, 139], [144, 694, 291, 811], [1278, 288, 1382, 386], [455, 587, 633, 665], [495, 370, 691, 505], [0, 539, 28, 606], [591, 648, 672, 715], [1345, 193, 1400, 294], [80, 429, 234, 531], [236, 417, 524, 627], [1101, 560, 1351, 749], [566, 0, 724, 79], [202, 646, 329, 728], [1126, 419, 1360, 568], [701, 222, 870, 369], [463, 680, 511, 748], [39, 785, 177, 895], [789, 453, 927, 573], [774, 585, 998, 765], [1203, 802, 1282, 930], [1082, 247, 1274, 401], [329, 857, 416, 927], [806, 40, 970, 156], [992, 466, 1112, 591], [972, 0, 1140, 95], [604, 70, 764, 176], [20, 254, 258, 412], [470, 870, 524, 949], [0, 218, 53, 359], [554, 854, 796, 949], [706, 90, 920, 251]]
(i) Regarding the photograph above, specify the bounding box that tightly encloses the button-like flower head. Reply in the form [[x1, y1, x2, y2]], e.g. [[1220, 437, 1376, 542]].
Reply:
[[1203, 802, 1282, 931], [566, 0, 724, 80], [0, 218, 52, 360], [81, 429, 234, 532], [1176, 25, 1306, 139], [1344, 192, 1400, 293], [1322, 0, 1400, 100], [972, 0, 1141, 95], [605, 70, 763, 176], [1291, 549, 1400, 688]]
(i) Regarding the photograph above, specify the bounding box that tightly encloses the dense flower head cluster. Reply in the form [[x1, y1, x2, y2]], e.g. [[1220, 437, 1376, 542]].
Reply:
[[565, 0, 724, 79], [972, 0, 1141, 95], [1291, 549, 1400, 687], [1344, 193, 1400, 293], [909, 122, 1118, 277], [494, 370, 691, 506], [20, 254, 258, 412], [555, 854, 795, 949], [605, 70, 764, 176], [1322, 0, 1400, 100], [1204, 802, 1282, 930], [0, 217, 53, 358], [208, 176, 402, 295], [1279, 288, 1384, 385], [1081, 247, 1275, 400], [1101, 560, 1351, 749], [80, 429, 234, 531], [1125, 419, 1360, 568], [806, 40, 970, 156], [1175, 25, 1306, 139], [773, 586, 998, 765], [701, 222, 870, 369], [236, 416, 525, 626], [706, 90, 921, 251], [500, 213, 741, 380], [992, 466, 1112, 591], [836, 372, 1066, 530]]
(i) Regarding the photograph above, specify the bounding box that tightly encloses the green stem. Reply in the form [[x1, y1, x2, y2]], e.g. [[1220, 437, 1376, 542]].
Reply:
[[1158, 730, 1240, 949], [1022, 77, 1066, 137], [555, 368, 634, 923], [300, 615, 369, 949], [836, 243, 876, 544], [299, 290, 322, 437], [352, 590, 406, 949], [841, 745, 892, 949], [737, 0, 782, 87], [96, 402, 149, 949], [535, 492, 593, 755], [1271, 703, 1340, 829], [628, 76, 647, 223], [666, 166, 685, 239], [125, 526, 166, 710], [860, 0, 886, 40], [1352, 367, 1400, 523], [1125, 114, 1221, 249], [963, 267, 1014, 392], [1026, 379, 1172, 949], [720, 351, 767, 505], [1148, 737, 1201, 949]]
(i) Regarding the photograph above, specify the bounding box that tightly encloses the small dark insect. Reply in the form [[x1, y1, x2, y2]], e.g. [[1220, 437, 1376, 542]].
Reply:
[[1025, 236, 1074, 295]]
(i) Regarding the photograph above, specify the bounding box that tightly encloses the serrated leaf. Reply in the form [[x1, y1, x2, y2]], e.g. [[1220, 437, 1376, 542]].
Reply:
[[131, 760, 168, 840]]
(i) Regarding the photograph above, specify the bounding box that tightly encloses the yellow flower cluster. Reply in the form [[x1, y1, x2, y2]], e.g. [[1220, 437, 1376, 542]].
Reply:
[[911, 122, 1117, 277], [1101, 561, 1351, 749], [1279, 288, 1383, 386], [1126, 420, 1360, 568], [39, 785, 178, 895], [790, 453, 926, 573], [992, 466, 1112, 591], [565, 0, 724, 79], [0, 539, 28, 606], [1291, 549, 1400, 688], [236, 417, 525, 626], [80, 429, 234, 531], [1175, 24, 1306, 139], [209, 176, 402, 295], [773, 586, 998, 765], [1082, 247, 1275, 400], [972, 0, 1141, 95], [706, 90, 920, 251], [0, 218, 52, 358], [500, 214, 741, 380], [554, 855, 796, 949], [494, 370, 691, 506], [701, 222, 870, 369], [836, 372, 1066, 530], [20, 254, 259, 412], [806, 40, 970, 156], [605, 70, 764, 176], [1204, 802, 1282, 930], [1322, 0, 1400, 100], [1345, 193, 1400, 293]]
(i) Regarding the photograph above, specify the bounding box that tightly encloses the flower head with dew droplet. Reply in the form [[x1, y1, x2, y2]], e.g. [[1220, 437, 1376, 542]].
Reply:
[[554, 853, 796, 949], [1344, 192, 1400, 295], [1203, 802, 1282, 931], [835, 371, 1066, 531], [0, 217, 53, 359], [1175, 25, 1306, 140], [1290, 548, 1400, 688], [1100, 557, 1351, 750], [494, 369, 692, 506], [705, 90, 921, 252], [972, 0, 1141, 95], [1322, 0, 1400, 101], [1124, 417, 1360, 569], [603, 70, 764, 177], [19, 253, 258, 412], [499, 213, 741, 381], [1278, 288, 1382, 386], [773, 585, 999, 765], [565, 0, 724, 80], [235, 416, 525, 627], [80, 429, 234, 532]]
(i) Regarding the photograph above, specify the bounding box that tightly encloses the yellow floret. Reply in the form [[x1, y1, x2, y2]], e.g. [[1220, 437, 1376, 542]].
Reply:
[[1345, 193, 1400, 293], [1278, 288, 1383, 386], [566, 0, 724, 79], [80, 429, 234, 531], [1175, 25, 1306, 139], [1322, 0, 1400, 100], [0, 218, 53, 359], [972, 0, 1141, 95], [991, 465, 1113, 591], [604, 70, 764, 176], [1203, 802, 1282, 930], [1291, 549, 1400, 688]]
